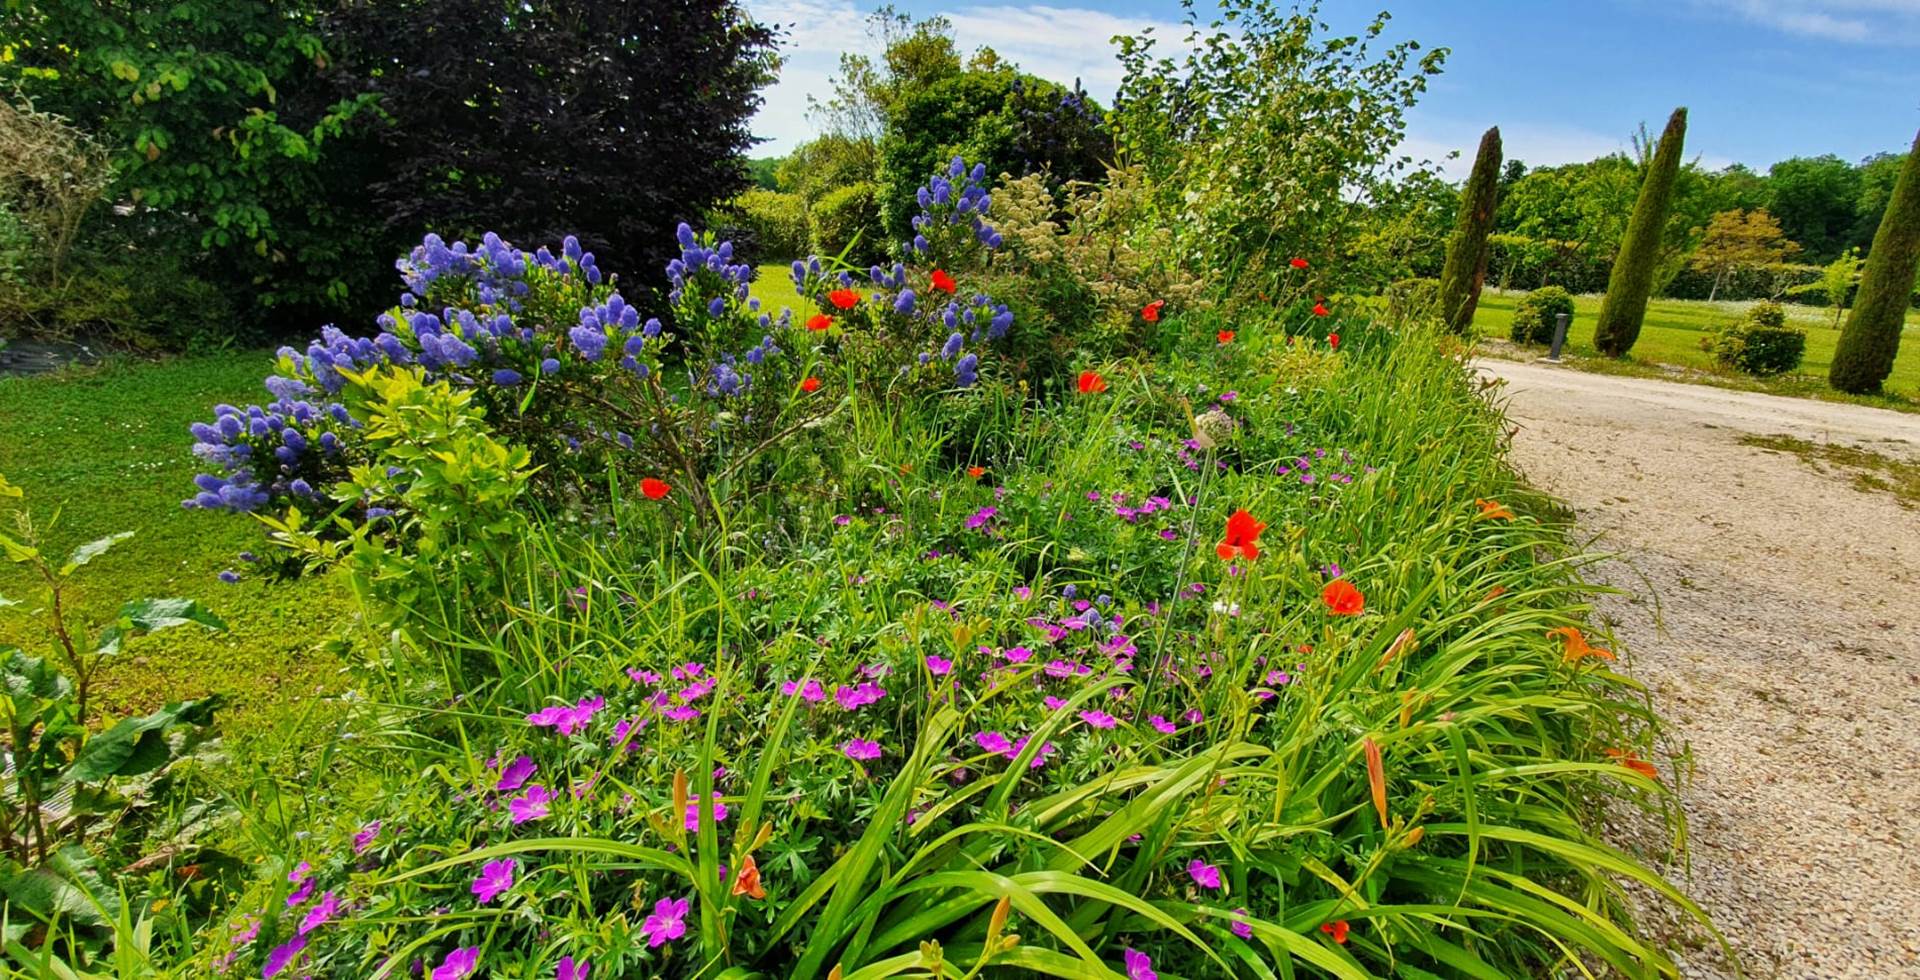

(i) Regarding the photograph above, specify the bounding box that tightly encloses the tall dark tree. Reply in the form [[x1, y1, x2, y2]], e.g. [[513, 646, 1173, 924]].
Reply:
[[317, 0, 777, 292], [1830, 129, 1920, 394], [1437, 126, 1501, 333], [1594, 108, 1687, 357]]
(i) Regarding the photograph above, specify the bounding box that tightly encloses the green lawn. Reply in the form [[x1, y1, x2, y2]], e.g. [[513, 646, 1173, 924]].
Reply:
[[749, 261, 806, 320], [0, 353, 346, 741], [1473, 290, 1920, 409]]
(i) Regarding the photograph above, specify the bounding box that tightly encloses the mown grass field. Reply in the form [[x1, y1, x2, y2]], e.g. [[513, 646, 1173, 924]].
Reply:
[[0, 353, 347, 741], [1473, 290, 1920, 409]]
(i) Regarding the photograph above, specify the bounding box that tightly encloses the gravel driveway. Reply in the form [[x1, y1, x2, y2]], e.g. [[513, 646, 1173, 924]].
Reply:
[[1478, 358, 1920, 980]]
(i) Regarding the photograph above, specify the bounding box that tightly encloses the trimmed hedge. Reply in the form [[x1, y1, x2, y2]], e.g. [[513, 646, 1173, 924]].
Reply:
[[1708, 301, 1806, 376], [1509, 286, 1574, 345], [808, 181, 884, 266], [731, 189, 809, 261]]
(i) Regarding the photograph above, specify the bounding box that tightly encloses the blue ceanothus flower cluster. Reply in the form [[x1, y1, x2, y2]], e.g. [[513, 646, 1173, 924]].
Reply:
[[789, 157, 1014, 391], [186, 231, 650, 515], [910, 157, 1004, 256]]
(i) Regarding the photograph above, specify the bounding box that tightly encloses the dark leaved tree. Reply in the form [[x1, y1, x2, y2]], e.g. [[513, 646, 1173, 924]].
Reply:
[[317, 0, 776, 296]]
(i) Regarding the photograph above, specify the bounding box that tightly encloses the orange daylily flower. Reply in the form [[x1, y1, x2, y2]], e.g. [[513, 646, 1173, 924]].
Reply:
[[1548, 626, 1614, 664], [1606, 748, 1659, 781], [641, 478, 671, 500], [1076, 370, 1107, 394], [1215, 509, 1266, 562], [806, 313, 833, 332], [1476, 498, 1514, 520], [731, 853, 766, 899]]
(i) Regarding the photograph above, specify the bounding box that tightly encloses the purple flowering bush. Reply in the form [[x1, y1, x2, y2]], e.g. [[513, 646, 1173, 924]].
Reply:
[[171, 292, 1710, 979]]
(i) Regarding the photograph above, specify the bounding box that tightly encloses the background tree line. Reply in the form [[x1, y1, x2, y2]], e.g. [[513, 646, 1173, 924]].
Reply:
[[0, 0, 776, 351]]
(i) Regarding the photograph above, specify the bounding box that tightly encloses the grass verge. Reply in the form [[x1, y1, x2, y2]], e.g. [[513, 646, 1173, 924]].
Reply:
[[0, 353, 346, 740], [1473, 290, 1920, 413]]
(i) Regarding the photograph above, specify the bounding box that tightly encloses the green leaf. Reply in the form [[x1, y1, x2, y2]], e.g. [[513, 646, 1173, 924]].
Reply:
[[3, 650, 73, 703], [0, 474, 20, 498], [0, 846, 117, 928], [95, 598, 225, 655], [60, 532, 134, 576], [0, 531, 37, 564], [64, 697, 219, 783]]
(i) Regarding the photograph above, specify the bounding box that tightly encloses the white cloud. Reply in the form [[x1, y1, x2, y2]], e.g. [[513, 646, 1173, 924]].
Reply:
[[1696, 0, 1920, 43], [744, 1, 1192, 155]]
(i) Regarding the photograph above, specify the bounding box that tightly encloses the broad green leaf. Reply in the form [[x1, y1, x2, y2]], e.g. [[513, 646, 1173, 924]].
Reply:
[[3, 650, 73, 703], [0, 474, 20, 498], [64, 697, 219, 783], [0, 531, 37, 564], [60, 532, 134, 576], [96, 598, 225, 655]]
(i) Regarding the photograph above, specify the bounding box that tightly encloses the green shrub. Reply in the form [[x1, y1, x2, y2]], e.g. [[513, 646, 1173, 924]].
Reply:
[[0, 248, 238, 350], [0, 202, 29, 287], [1509, 285, 1575, 344], [730, 188, 809, 261], [1384, 276, 1439, 320], [808, 181, 883, 265], [1709, 301, 1807, 375]]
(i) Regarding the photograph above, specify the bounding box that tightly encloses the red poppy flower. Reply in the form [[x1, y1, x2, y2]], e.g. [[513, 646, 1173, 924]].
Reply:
[[1142, 299, 1166, 322], [1290, 256, 1309, 270], [1322, 579, 1364, 616], [1215, 509, 1266, 562], [800, 376, 822, 393], [930, 269, 957, 293], [967, 465, 986, 479], [828, 288, 861, 310], [641, 478, 671, 500], [807, 313, 834, 332], [1217, 330, 1235, 344], [1320, 920, 1350, 944], [1328, 333, 1340, 349], [1312, 301, 1330, 317], [1076, 370, 1107, 394]]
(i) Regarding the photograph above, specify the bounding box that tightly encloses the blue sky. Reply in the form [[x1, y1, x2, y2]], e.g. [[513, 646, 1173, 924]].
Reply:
[[743, 0, 1920, 175]]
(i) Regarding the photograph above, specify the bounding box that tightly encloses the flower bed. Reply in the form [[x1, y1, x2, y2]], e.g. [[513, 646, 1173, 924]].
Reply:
[[129, 158, 1716, 979]]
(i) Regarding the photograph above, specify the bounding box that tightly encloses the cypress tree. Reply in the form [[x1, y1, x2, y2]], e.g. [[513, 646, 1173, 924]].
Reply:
[[1830, 129, 1920, 394], [1437, 126, 1502, 333], [1594, 107, 1687, 357]]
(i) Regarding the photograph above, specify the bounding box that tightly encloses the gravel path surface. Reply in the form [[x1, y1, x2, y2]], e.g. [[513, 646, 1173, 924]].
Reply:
[[1478, 358, 1920, 980]]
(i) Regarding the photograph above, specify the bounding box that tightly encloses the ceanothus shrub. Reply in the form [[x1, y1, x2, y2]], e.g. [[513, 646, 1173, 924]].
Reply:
[[789, 156, 1015, 393], [186, 157, 1024, 558]]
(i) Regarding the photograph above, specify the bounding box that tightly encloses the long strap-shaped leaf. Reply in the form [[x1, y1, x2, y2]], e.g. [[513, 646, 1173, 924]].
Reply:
[[771, 705, 961, 977]]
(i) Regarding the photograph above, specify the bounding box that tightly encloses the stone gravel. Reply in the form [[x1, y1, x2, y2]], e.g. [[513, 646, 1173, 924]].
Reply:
[[1481, 357, 1920, 980]]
